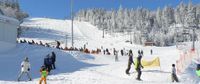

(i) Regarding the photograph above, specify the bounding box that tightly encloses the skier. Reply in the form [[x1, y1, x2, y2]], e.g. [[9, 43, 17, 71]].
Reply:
[[141, 50, 143, 56], [121, 49, 124, 56], [150, 49, 153, 55], [56, 40, 60, 49], [113, 48, 116, 55], [39, 66, 48, 84], [171, 64, 179, 82], [135, 52, 143, 81], [84, 44, 86, 49], [103, 50, 106, 55], [51, 52, 56, 69], [106, 48, 110, 55], [44, 54, 52, 73], [17, 57, 32, 81], [125, 50, 134, 75], [115, 50, 119, 62], [196, 64, 200, 77], [138, 50, 141, 55]]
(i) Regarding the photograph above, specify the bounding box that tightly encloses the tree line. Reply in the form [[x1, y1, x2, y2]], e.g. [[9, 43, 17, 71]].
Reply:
[[75, 1, 200, 46]]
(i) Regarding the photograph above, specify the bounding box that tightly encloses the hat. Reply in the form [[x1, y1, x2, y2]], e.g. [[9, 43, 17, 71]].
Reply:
[[24, 57, 28, 61]]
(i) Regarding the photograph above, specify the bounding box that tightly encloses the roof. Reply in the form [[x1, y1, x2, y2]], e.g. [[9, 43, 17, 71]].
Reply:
[[0, 15, 19, 25]]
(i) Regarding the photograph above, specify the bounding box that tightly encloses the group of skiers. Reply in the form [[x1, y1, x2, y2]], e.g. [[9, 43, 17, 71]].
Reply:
[[18, 39, 50, 47], [16, 45, 182, 83], [124, 49, 179, 82], [17, 51, 56, 84]]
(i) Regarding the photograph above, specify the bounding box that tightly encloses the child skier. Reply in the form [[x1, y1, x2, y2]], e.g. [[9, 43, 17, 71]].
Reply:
[[171, 64, 179, 82], [196, 64, 200, 77], [39, 66, 48, 84]]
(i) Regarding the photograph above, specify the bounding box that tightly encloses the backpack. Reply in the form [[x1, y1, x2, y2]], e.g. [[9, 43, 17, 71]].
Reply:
[[197, 64, 200, 70], [48, 58, 52, 65]]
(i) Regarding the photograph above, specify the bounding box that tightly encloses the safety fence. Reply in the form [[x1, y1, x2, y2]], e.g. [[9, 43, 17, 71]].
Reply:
[[176, 49, 199, 75]]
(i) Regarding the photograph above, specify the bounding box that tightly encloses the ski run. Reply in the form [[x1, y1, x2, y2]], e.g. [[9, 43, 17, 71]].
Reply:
[[0, 18, 199, 84]]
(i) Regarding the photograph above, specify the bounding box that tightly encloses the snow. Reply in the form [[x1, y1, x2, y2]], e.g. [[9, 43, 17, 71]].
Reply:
[[0, 17, 197, 84], [0, 41, 15, 53]]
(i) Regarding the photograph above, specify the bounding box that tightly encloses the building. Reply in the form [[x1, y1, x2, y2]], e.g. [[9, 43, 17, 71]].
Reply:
[[144, 41, 154, 46], [0, 15, 19, 52]]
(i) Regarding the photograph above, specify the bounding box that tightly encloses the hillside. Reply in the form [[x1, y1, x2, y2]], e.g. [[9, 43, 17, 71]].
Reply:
[[0, 18, 198, 84]]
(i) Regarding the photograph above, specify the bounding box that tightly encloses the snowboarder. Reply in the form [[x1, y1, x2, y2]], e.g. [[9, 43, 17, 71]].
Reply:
[[171, 64, 179, 82], [17, 57, 32, 81], [51, 52, 56, 69], [135, 52, 143, 81], [39, 66, 48, 84], [125, 50, 134, 75]]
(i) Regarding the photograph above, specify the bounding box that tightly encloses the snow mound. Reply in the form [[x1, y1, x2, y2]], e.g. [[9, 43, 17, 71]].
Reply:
[[0, 43, 98, 81]]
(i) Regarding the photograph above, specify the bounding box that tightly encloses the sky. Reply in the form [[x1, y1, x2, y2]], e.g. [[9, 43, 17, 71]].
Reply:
[[19, 0, 200, 19]]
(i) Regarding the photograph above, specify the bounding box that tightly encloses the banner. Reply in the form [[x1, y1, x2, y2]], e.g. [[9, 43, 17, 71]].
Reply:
[[141, 57, 160, 68]]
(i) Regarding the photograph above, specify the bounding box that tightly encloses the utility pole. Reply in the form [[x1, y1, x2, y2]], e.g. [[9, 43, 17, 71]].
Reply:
[[192, 27, 195, 51], [102, 28, 105, 38], [71, 0, 74, 48], [130, 32, 132, 44], [65, 34, 68, 48]]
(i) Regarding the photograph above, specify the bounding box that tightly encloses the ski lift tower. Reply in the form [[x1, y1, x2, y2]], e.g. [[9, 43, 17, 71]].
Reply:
[[126, 28, 133, 44], [70, 0, 74, 48], [189, 25, 197, 51], [182, 27, 190, 42]]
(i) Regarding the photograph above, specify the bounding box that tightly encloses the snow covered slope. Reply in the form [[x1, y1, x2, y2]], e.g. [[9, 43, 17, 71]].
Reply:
[[20, 18, 136, 50], [0, 18, 196, 84], [0, 44, 97, 81]]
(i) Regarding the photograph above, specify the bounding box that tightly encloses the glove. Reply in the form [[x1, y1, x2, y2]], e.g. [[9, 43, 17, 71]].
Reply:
[[28, 68, 30, 71]]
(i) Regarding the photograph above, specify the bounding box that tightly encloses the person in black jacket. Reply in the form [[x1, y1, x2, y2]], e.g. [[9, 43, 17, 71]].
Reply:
[[135, 53, 143, 81], [44, 54, 52, 73], [125, 50, 134, 75], [121, 49, 124, 56], [56, 41, 60, 49], [51, 52, 56, 69]]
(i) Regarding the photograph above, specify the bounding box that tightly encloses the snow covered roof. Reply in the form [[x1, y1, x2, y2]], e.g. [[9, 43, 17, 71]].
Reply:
[[0, 14, 19, 25]]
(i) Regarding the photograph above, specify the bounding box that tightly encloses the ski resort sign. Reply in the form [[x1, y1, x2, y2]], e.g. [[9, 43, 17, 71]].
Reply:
[[0, 15, 19, 52]]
